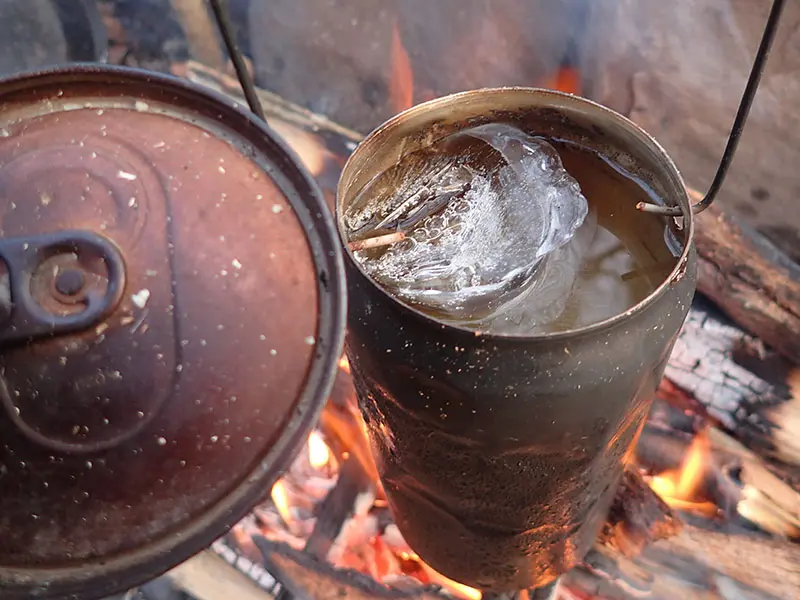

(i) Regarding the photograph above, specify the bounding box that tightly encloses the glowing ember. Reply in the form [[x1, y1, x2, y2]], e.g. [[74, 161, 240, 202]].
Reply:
[[648, 429, 718, 516], [308, 430, 331, 469], [270, 480, 293, 525], [540, 65, 582, 96], [414, 553, 483, 600]]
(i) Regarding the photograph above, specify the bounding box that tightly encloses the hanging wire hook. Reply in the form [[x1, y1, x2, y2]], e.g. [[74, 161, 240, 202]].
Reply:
[[637, 0, 787, 216], [207, 0, 266, 122]]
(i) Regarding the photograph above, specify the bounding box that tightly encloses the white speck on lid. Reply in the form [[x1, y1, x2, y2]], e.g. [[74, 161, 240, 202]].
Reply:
[[128, 197, 137, 208], [218, 166, 226, 174], [131, 289, 150, 309], [117, 170, 137, 181], [270, 349, 277, 356], [232, 258, 242, 269], [304, 336, 315, 345], [134, 101, 150, 111], [156, 437, 167, 446], [272, 204, 283, 214]]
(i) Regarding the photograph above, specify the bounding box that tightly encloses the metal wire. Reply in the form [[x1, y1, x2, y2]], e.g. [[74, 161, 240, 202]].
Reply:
[[207, 0, 266, 121], [638, 0, 787, 216]]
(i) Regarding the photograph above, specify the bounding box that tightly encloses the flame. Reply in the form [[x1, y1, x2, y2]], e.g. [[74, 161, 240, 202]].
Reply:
[[270, 480, 293, 525], [540, 65, 582, 96], [308, 431, 331, 469], [389, 22, 414, 114], [406, 551, 482, 600], [649, 429, 718, 516], [338, 355, 351, 374]]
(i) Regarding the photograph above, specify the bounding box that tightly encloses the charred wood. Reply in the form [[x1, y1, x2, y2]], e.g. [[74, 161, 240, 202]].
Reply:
[[664, 297, 800, 472], [598, 469, 683, 557], [691, 189, 800, 365]]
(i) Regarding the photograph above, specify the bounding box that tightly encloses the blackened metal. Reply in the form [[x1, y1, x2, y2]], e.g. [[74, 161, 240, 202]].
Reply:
[[0, 64, 345, 599], [638, 0, 787, 216], [0, 230, 125, 346], [337, 88, 697, 592], [207, 0, 266, 121]]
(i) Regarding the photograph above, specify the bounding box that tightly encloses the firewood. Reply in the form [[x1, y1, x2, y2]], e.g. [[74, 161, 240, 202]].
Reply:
[[598, 469, 683, 557], [664, 297, 800, 473], [689, 189, 800, 365], [165, 549, 275, 600], [708, 427, 800, 539]]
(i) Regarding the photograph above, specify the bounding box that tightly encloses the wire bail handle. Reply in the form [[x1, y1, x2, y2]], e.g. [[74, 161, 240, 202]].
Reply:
[[207, 0, 787, 217]]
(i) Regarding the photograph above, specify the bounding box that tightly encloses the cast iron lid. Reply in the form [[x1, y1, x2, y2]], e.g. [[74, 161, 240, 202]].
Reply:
[[0, 65, 345, 599]]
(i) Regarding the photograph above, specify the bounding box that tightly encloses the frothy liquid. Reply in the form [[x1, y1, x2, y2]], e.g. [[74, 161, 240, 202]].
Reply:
[[344, 131, 682, 334]]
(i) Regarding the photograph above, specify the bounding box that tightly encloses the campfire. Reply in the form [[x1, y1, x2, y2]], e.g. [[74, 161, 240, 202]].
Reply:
[[232, 357, 484, 600], [90, 3, 800, 599]]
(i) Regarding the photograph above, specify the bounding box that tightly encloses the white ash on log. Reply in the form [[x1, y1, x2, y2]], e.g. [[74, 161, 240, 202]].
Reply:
[[665, 297, 800, 470], [580, 0, 800, 260]]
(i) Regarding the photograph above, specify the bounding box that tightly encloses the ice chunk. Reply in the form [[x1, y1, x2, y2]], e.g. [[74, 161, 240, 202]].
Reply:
[[348, 124, 591, 327]]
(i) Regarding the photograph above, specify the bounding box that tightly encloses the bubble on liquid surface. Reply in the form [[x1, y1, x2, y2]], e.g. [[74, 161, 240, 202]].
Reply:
[[348, 124, 591, 329]]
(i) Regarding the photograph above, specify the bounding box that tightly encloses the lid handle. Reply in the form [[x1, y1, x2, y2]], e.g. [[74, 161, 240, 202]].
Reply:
[[0, 230, 126, 345]]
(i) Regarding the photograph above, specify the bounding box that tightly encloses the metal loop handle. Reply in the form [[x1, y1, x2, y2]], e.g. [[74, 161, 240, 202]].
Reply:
[[637, 0, 787, 216], [207, 0, 265, 122]]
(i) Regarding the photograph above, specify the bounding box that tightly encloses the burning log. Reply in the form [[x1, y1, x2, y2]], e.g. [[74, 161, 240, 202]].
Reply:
[[598, 469, 683, 557], [664, 298, 800, 472], [690, 189, 800, 365]]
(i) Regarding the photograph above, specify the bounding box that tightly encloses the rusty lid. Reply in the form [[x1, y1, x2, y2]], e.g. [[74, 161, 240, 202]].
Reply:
[[0, 65, 345, 599]]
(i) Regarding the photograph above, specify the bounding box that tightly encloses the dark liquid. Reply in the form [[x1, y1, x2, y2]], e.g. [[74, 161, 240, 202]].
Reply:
[[543, 140, 681, 332], [345, 134, 682, 333]]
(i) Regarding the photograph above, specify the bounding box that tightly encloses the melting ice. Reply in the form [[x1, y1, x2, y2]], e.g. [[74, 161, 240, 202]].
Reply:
[[346, 123, 596, 333]]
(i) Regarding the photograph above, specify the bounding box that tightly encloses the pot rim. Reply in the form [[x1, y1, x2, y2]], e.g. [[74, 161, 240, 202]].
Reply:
[[336, 86, 695, 342]]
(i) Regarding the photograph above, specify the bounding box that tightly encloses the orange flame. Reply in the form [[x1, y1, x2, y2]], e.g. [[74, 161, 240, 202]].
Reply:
[[308, 431, 332, 469], [540, 65, 582, 96], [649, 429, 718, 516], [270, 480, 293, 525], [407, 551, 482, 600], [389, 22, 414, 114]]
